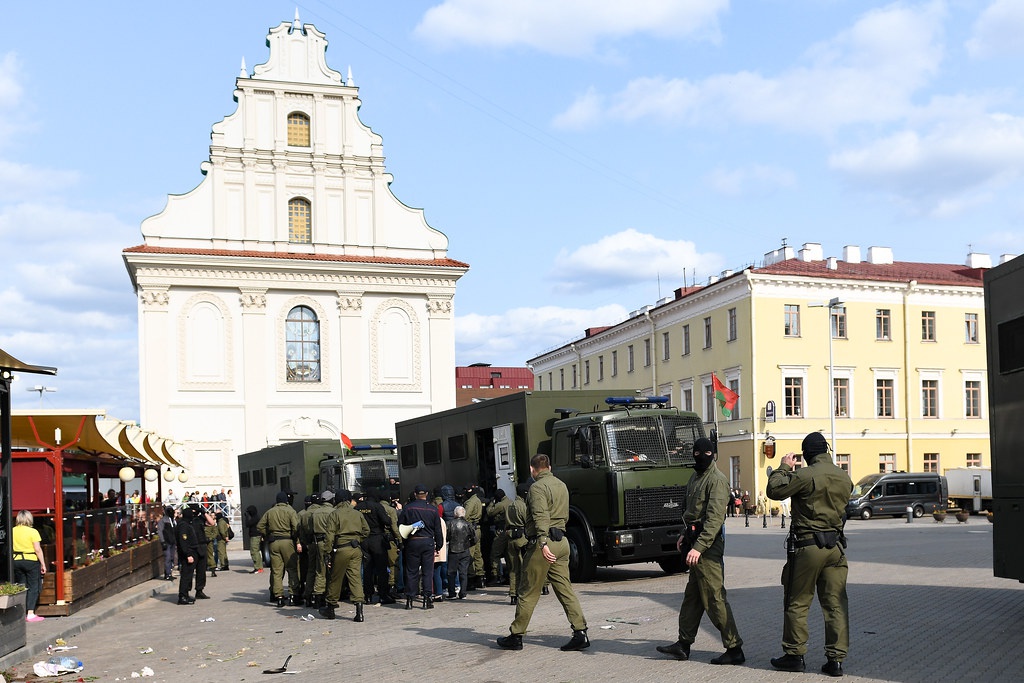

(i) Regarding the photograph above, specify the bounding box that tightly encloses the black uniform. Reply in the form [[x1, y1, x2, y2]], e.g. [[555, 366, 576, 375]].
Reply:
[[398, 494, 444, 600], [176, 509, 201, 602], [356, 495, 393, 603]]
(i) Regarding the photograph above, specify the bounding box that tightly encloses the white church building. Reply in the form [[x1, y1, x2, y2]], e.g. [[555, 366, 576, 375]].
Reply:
[[123, 17, 468, 490]]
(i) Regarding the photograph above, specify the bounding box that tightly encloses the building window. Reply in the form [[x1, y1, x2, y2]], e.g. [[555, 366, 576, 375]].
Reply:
[[784, 305, 801, 337], [682, 387, 693, 412], [922, 311, 936, 341], [965, 380, 982, 418], [703, 317, 712, 348], [584, 360, 590, 385], [832, 306, 847, 339], [965, 313, 979, 344], [287, 111, 311, 146], [966, 452, 982, 467], [784, 377, 803, 417], [288, 197, 312, 243], [559, 368, 565, 390], [682, 324, 690, 356], [662, 332, 670, 361], [547, 372, 553, 391], [728, 307, 737, 341], [285, 305, 320, 382], [921, 379, 939, 418], [729, 378, 740, 420], [538, 375, 543, 390], [879, 453, 896, 473], [572, 364, 578, 389], [835, 454, 850, 474], [876, 309, 891, 340], [923, 453, 939, 473], [834, 378, 849, 417], [598, 355, 604, 381], [876, 379, 894, 417], [644, 338, 652, 367], [611, 350, 618, 377], [627, 345, 635, 373]]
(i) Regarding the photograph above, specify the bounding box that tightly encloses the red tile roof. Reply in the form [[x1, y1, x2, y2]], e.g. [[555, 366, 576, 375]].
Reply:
[[754, 258, 984, 286], [122, 244, 469, 269]]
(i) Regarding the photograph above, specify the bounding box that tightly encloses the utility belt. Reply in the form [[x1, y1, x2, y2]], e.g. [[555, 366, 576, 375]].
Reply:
[[314, 533, 326, 543], [269, 535, 293, 544], [791, 531, 847, 550], [526, 527, 565, 544], [333, 539, 361, 551], [508, 526, 525, 540]]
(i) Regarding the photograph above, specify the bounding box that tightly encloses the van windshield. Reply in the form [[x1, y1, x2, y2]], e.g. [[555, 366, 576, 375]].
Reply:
[[852, 474, 882, 497]]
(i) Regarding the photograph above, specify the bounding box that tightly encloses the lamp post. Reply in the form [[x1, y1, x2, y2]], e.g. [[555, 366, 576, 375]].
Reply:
[[810, 297, 843, 455]]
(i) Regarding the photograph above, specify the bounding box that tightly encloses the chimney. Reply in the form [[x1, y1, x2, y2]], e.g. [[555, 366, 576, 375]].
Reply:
[[842, 245, 861, 263], [966, 253, 992, 269], [798, 243, 824, 262], [866, 246, 893, 265], [721, 269, 734, 278], [763, 246, 795, 266], [827, 256, 838, 270], [1000, 254, 1019, 265]]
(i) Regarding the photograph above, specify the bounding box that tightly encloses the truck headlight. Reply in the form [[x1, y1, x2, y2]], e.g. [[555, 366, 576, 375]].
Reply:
[[616, 532, 635, 546]]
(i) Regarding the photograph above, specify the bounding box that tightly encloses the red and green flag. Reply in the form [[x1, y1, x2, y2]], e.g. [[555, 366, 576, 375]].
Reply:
[[712, 374, 739, 418], [340, 432, 354, 451]]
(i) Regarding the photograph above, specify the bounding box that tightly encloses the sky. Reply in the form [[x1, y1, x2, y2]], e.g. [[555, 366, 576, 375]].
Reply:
[[2, 0, 1023, 425]]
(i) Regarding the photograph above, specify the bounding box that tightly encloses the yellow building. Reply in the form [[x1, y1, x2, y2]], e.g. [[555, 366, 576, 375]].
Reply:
[[528, 242, 1011, 497]]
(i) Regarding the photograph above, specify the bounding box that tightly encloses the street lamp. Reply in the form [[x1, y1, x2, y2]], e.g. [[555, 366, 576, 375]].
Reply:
[[27, 384, 57, 408], [809, 297, 843, 456]]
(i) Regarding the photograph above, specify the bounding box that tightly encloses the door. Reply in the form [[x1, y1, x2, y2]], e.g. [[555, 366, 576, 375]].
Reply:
[[493, 423, 517, 501]]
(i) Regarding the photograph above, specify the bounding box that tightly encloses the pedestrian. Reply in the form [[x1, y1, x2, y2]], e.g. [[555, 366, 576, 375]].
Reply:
[[487, 489, 511, 586], [380, 495, 403, 597], [463, 485, 485, 589], [446, 506, 477, 599], [204, 508, 219, 576], [398, 483, 444, 609], [243, 504, 264, 573], [191, 506, 212, 597], [215, 511, 231, 571], [497, 453, 589, 652], [656, 437, 744, 665], [505, 482, 531, 605], [165, 488, 180, 506], [319, 489, 370, 622], [304, 492, 332, 608], [12, 510, 47, 622], [157, 506, 177, 581], [298, 494, 320, 606], [356, 491, 395, 604], [257, 490, 302, 607], [175, 505, 207, 604], [766, 431, 853, 677]]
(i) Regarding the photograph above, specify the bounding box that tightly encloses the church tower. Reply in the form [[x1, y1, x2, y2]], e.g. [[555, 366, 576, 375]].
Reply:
[[124, 17, 468, 489]]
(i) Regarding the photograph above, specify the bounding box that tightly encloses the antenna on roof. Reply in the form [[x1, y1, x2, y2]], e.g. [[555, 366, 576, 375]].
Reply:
[[293, 8, 301, 30]]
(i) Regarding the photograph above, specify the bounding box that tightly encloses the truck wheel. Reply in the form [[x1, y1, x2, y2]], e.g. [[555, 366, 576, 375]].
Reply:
[[913, 505, 924, 518], [658, 555, 685, 575], [860, 508, 873, 520], [566, 526, 597, 583]]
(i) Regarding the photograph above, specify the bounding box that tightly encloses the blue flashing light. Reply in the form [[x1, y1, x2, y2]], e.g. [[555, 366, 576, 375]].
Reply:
[[605, 396, 670, 406], [351, 444, 397, 451]]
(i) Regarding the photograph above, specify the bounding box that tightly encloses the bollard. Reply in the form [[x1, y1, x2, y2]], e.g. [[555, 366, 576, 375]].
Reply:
[[744, 510, 749, 528], [762, 513, 767, 528], [781, 513, 786, 529], [906, 505, 913, 523]]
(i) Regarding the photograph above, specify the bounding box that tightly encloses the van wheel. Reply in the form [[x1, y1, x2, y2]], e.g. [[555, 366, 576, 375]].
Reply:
[[860, 508, 873, 520], [913, 505, 924, 518], [566, 526, 597, 583]]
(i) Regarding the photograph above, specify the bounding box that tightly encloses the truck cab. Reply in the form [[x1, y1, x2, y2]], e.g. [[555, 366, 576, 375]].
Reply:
[[319, 444, 400, 501]]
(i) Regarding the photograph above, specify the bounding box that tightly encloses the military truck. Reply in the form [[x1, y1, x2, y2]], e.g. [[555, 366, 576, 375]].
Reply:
[[394, 390, 704, 581]]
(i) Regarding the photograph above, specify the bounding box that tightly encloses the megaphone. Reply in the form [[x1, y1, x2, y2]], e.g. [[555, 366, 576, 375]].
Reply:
[[399, 521, 424, 539]]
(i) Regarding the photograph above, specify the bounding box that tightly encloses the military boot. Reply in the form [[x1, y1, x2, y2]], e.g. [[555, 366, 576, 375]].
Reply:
[[509, 595, 518, 605], [276, 595, 286, 608], [710, 646, 745, 665], [318, 604, 336, 620], [656, 640, 690, 660], [425, 595, 434, 609], [177, 594, 195, 605], [821, 660, 844, 677], [771, 654, 806, 672], [497, 633, 523, 651], [353, 603, 364, 622], [195, 591, 210, 600], [560, 629, 590, 651], [289, 594, 303, 606]]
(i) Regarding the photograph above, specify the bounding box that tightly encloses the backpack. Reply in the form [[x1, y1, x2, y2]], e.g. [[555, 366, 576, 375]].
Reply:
[[227, 526, 235, 540]]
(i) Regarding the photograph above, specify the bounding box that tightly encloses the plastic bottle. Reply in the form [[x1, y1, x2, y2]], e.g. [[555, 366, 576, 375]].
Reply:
[[47, 656, 83, 671]]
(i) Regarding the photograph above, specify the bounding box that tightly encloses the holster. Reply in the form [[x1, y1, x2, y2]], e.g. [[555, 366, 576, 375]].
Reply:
[[548, 527, 565, 542]]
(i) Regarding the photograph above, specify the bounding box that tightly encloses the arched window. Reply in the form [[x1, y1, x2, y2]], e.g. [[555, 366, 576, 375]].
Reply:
[[286, 305, 320, 382], [287, 111, 310, 146], [289, 197, 312, 243]]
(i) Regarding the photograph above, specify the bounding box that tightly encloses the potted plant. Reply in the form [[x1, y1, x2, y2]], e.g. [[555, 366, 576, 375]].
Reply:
[[0, 582, 27, 610], [987, 510, 994, 524], [932, 509, 947, 522], [955, 509, 970, 523]]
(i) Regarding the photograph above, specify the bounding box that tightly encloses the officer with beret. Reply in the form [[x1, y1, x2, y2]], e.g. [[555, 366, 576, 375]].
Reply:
[[320, 489, 370, 621], [657, 437, 744, 665], [767, 431, 853, 677]]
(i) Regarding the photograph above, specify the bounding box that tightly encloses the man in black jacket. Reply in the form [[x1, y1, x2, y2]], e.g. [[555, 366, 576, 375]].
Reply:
[[356, 491, 395, 604], [175, 506, 206, 604], [398, 483, 444, 609]]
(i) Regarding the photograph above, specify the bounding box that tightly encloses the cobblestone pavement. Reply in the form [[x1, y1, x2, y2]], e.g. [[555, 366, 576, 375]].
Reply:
[[2, 515, 1021, 682]]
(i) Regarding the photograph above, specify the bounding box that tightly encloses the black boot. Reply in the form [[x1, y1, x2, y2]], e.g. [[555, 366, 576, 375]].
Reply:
[[656, 640, 689, 660], [353, 603, 364, 622], [381, 593, 396, 605], [822, 660, 844, 677], [318, 604, 336, 620], [710, 646, 745, 665], [195, 591, 210, 599], [405, 597, 414, 610], [497, 633, 523, 650], [210, 568, 217, 577], [276, 595, 286, 608], [425, 595, 434, 610], [510, 595, 518, 605], [289, 594, 303, 606], [541, 586, 549, 595], [560, 629, 590, 651], [771, 654, 806, 672], [177, 594, 195, 605]]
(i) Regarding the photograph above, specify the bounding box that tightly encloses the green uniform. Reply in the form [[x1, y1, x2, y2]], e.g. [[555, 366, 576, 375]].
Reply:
[[509, 470, 587, 635], [324, 502, 370, 607], [676, 463, 742, 649], [487, 496, 512, 581], [381, 501, 401, 590], [505, 494, 528, 598], [204, 520, 219, 568], [256, 502, 300, 599], [767, 456, 853, 662], [215, 516, 231, 569], [463, 492, 484, 579]]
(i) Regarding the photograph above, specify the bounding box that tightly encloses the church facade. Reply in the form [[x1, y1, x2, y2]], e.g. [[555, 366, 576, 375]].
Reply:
[[123, 18, 468, 490]]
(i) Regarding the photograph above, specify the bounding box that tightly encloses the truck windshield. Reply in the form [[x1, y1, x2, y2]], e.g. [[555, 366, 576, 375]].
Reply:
[[604, 415, 699, 468], [346, 460, 391, 495]]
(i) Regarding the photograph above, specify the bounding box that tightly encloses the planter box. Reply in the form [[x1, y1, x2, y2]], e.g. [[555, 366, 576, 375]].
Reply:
[[0, 590, 27, 657], [0, 591, 27, 609]]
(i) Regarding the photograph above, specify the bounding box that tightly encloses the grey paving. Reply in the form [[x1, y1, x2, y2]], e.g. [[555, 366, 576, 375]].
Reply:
[[1, 515, 1020, 682]]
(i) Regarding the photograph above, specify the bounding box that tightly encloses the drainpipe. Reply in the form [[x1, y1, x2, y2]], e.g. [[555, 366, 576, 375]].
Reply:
[[644, 311, 657, 393], [903, 280, 917, 471], [570, 343, 583, 391]]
